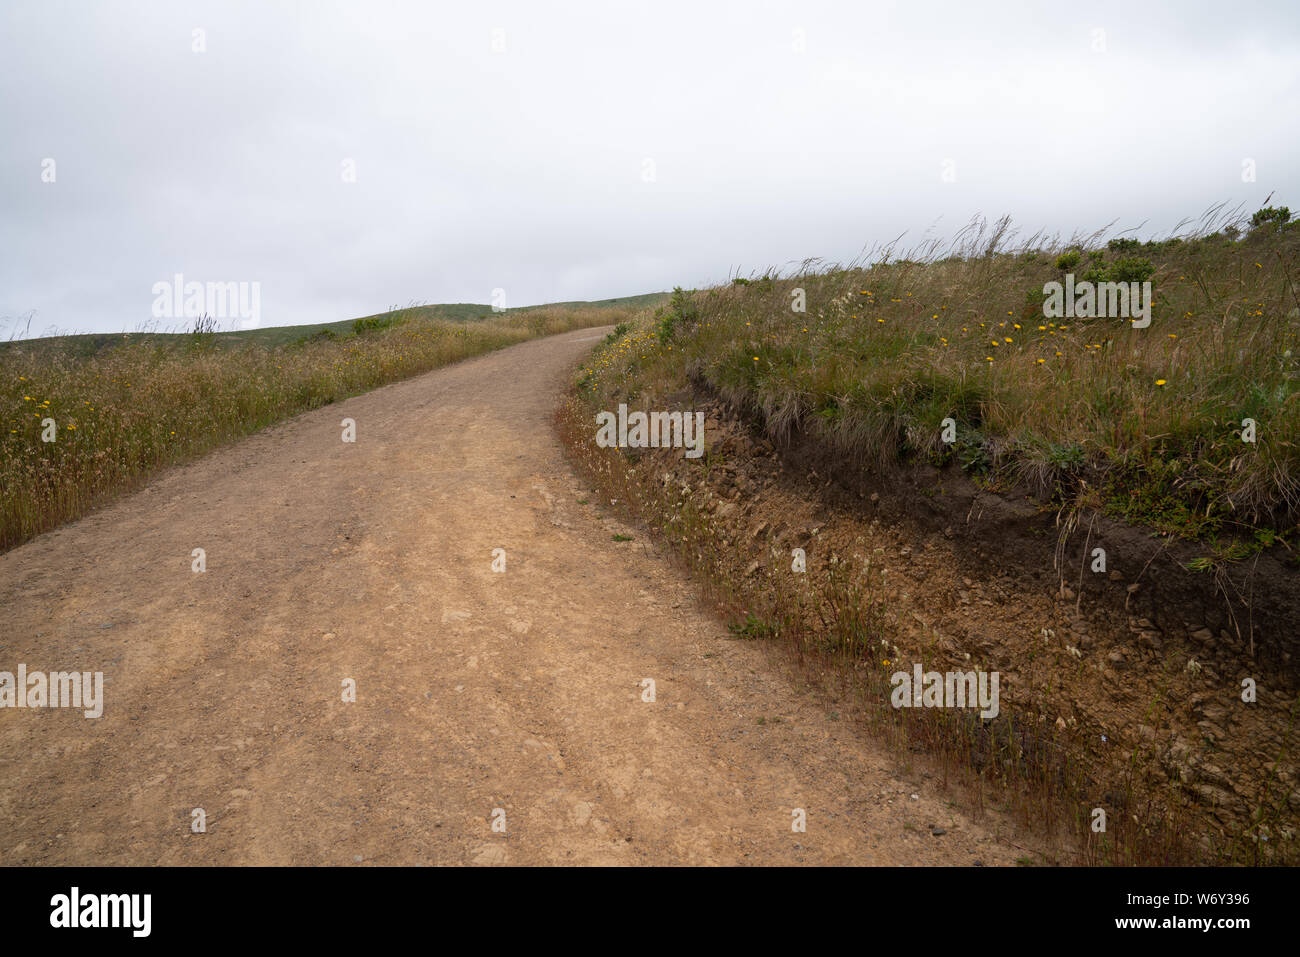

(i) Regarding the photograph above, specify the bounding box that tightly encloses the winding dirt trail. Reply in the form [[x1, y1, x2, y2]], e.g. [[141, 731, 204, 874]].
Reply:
[[0, 327, 1026, 865]]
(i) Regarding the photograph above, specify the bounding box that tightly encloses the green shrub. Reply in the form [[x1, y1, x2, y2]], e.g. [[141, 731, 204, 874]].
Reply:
[[657, 287, 699, 345], [1109, 257, 1155, 284], [1250, 205, 1291, 229], [353, 315, 400, 335]]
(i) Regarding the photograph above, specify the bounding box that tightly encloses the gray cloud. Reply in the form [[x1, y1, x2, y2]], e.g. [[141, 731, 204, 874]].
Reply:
[[3, 0, 1298, 336]]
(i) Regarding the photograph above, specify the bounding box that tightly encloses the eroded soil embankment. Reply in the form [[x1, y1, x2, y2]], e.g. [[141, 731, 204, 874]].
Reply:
[[577, 386, 1299, 861]]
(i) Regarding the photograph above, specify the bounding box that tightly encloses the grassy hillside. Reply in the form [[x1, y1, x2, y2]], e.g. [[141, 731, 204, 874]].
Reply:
[[581, 207, 1300, 553], [1, 298, 655, 552]]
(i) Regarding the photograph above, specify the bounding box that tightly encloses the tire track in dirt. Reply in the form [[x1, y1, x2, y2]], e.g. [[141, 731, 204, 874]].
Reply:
[[0, 327, 1027, 865]]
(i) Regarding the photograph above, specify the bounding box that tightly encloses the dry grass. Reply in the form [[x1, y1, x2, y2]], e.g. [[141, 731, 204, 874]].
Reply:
[[0, 306, 629, 553]]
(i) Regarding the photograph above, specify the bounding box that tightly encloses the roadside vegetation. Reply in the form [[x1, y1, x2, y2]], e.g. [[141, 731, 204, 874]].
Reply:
[[561, 204, 1300, 864], [1, 301, 654, 552], [582, 204, 1300, 556]]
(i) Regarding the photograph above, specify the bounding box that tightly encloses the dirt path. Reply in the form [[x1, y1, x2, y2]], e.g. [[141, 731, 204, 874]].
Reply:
[[0, 327, 1027, 865]]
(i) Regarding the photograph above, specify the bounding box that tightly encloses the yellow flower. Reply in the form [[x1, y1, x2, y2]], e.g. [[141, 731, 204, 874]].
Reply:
[[1156, 379, 1167, 386]]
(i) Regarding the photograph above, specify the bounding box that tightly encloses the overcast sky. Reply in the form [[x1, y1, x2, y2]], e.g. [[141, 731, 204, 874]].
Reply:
[[2, 0, 1298, 337]]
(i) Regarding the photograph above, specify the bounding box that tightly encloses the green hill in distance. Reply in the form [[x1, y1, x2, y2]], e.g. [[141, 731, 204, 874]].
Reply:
[[2, 291, 670, 359]]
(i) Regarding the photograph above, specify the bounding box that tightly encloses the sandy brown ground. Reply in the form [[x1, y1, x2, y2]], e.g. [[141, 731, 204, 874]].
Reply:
[[0, 327, 1029, 865]]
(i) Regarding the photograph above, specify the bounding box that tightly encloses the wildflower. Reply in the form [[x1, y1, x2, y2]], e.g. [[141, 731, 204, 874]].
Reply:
[[1156, 379, 1167, 386]]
